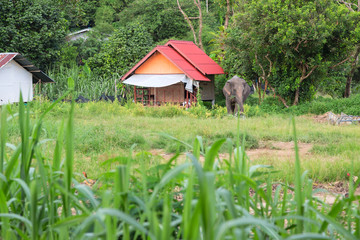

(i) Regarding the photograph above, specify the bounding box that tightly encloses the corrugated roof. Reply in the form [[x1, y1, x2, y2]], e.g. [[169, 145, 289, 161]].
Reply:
[[121, 46, 210, 81], [165, 40, 224, 75], [0, 53, 54, 83], [157, 46, 209, 81], [0, 53, 17, 69]]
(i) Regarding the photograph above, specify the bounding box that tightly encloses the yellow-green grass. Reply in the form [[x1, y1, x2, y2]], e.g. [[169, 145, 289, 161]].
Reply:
[[3, 101, 360, 182]]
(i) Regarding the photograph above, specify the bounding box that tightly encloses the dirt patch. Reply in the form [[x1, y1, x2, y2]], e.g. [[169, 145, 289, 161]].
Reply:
[[311, 112, 331, 123], [246, 141, 313, 160], [150, 141, 314, 163]]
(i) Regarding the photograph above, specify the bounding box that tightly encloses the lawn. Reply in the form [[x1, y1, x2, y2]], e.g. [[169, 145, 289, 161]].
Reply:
[[5, 100, 360, 182]]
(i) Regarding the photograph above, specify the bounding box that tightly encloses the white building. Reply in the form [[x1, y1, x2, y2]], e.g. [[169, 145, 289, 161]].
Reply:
[[66, 28, 92, 42], [0, 53, 54, 105]]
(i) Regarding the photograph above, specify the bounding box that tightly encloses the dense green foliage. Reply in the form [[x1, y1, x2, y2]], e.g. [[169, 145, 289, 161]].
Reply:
[[0, 0, 68, 69], [2, 0, 359, 103], [223, 0, 360, 105], [261, 94, 360, 116], [87, 24, 154, 77]]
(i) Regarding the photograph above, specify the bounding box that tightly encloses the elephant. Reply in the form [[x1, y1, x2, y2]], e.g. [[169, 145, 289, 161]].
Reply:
[[223, 76, 251, 115]]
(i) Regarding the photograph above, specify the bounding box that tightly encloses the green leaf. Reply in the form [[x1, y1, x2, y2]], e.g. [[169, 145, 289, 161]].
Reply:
[[67, 77, 75, 90], [204, 138, 226, 171]]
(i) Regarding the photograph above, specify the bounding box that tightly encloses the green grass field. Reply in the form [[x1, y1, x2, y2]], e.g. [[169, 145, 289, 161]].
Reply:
[[9, 100, 359, 182], [2, 99, 360, 239]]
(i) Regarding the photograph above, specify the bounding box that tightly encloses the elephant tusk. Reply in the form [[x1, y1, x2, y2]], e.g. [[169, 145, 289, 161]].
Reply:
[[224, 88, 231, 96]]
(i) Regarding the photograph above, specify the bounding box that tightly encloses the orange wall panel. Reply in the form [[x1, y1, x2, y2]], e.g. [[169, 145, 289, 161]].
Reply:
[[135, 52, 183, 74]]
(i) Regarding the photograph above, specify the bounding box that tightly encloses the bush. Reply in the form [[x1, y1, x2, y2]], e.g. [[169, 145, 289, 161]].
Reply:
[[256, 94, 360, 116]]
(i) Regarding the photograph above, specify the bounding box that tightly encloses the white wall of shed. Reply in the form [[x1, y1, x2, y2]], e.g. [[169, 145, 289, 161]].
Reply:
[[0, 60, 33, 105]]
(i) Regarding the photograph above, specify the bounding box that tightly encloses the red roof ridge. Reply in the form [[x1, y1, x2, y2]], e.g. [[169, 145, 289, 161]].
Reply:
[[121, 46, 210, 81], [165, 40, 224, 75], [0, 53, 18, 70]]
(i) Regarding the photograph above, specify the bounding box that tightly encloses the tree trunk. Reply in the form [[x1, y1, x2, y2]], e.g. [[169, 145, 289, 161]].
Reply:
[[194, 0, 204, 51], [224, 0, 230, 29], [344, 46, 360, 98], [177, 0, 198, 45], [293, 87, 300, 105]]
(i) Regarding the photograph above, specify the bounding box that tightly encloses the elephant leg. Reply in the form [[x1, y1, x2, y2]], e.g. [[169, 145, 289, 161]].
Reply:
[[225, 98, 233, 114], [238, 102, 244, 113]]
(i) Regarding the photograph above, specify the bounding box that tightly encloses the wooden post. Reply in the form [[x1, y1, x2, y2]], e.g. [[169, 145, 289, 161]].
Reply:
[[155, 88, 157, 105], [115, 78, 117, 97], [134, 86, 137, 103]]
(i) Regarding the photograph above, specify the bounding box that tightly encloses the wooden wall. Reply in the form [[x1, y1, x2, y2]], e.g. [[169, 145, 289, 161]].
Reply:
[[152, 83, 185, 104]]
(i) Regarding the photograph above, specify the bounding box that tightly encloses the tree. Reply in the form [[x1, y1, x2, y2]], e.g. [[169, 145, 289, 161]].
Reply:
[[177, 0, 205, 50], [87, 24, 153, 77], [0, 0, 68, 69], [116, 0, 191, 43], [224, 0, 358, 106], [57, 0, 100, 30], [336, 0, 360, 97]]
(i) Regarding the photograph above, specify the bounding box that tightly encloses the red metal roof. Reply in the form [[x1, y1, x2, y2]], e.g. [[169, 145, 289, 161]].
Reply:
[[0, 53, 17, 69], [0, 53, 54, 83], [122, 40, 224, 82], [165, 40, 224, 75], [121, 46, 210, 81], [157, 46, 209, 81]]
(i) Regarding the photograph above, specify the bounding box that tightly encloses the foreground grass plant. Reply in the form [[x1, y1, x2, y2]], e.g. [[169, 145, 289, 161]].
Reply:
[[0, 97, 359, 239]]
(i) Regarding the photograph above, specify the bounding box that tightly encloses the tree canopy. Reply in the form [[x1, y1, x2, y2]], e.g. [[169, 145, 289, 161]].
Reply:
[[1, 0, 360, 103], [0, 0, 68, 69], [223, 0, 360, 105]]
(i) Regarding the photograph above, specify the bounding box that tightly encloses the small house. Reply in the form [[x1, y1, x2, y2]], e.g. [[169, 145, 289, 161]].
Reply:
[[0, 53, 54, 105], [121, 40, 224, 107]]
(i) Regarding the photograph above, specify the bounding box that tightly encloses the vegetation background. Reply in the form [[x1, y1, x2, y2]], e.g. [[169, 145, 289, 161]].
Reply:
[[1, 0, 360, 108]]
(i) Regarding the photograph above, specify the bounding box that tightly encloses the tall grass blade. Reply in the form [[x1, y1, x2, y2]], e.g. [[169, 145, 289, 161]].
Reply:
[[204, 138, 226, 171], [161, 194, 171, 240], [98, 208, 155, 239], [0, 105, 7, 173], [292, 117, 303, 233], [53, 119, 65, 171], [309, 205, 357, 240], [319, 200, 344, 233], [30, 180, 38, 240], [0, 188, 12, 239], [149, 163, 191, 206], [63, 101, 75, 217], [285, 233, 330, 239], [215, 217, 281, 240]]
